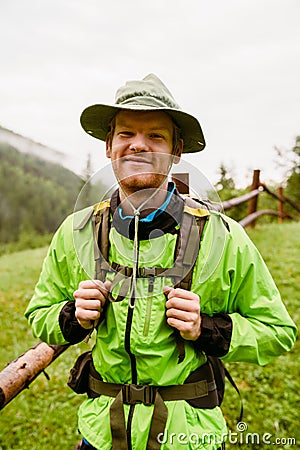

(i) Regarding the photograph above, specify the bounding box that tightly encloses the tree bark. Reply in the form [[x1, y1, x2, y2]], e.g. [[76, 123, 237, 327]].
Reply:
[[0, 342, 69, 410]]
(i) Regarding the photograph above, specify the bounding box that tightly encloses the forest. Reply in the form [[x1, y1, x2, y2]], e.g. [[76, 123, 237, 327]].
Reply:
[[0, 144, 85, 251]]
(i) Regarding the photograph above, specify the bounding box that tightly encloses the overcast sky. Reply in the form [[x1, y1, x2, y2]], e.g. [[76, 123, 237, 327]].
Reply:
[[1, 0, 299, 188]]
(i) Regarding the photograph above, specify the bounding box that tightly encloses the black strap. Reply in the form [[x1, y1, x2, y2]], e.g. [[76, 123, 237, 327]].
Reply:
[[224, 366, 244, 423]]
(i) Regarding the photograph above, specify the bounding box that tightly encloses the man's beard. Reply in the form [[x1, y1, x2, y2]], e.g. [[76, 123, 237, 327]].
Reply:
[[118, 172, 168, 194]]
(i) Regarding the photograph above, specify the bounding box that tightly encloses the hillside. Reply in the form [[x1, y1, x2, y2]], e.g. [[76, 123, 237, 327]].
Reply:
[[0, 143, 83, 244], [0, 125, 69, 168]]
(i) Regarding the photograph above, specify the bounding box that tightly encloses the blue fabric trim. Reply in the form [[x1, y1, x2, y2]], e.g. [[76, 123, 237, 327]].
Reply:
[[118, 182, 175, 223]]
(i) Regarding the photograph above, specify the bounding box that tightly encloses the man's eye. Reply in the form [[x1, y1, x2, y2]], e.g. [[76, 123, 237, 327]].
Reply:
[[150, 133, 164, 139], [118, 131, 133, 137]]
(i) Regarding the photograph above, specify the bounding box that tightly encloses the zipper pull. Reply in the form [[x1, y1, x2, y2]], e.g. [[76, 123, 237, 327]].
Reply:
[[83, 320, 95, 343], [148, 275, 154, 293]]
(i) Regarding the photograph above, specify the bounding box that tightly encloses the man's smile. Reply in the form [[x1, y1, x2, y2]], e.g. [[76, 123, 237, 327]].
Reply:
[[123, 155, 153, 164]]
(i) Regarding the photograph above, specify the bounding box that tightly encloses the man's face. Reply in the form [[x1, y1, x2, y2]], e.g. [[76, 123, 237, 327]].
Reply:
[[106, 110, 182, 195]]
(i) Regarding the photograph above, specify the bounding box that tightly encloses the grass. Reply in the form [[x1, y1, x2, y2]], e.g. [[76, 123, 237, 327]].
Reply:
[[0, 247, 89, 450], [0, 222, 299, 449]]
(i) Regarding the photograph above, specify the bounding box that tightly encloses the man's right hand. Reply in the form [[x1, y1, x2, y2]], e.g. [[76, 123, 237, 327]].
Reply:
[[73, 280, 112, 329]]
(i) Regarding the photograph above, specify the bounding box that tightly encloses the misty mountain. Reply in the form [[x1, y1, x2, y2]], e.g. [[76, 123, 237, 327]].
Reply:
[[0, 142, 83, 243]]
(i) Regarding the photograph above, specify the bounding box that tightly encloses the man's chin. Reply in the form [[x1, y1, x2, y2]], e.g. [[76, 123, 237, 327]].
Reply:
[[120, 174, 167, 193]]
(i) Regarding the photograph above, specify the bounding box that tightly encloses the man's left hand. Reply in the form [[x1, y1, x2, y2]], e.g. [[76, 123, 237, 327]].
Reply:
[[164, 286, 201, 341]]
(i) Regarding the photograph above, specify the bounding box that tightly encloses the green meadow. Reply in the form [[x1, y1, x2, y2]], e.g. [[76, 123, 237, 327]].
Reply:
[[0, 222, 299, 449]]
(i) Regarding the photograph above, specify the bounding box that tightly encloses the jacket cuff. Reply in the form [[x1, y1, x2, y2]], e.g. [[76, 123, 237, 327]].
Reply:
[[194, 313, 233, 357], [59, 301, 90, 344]]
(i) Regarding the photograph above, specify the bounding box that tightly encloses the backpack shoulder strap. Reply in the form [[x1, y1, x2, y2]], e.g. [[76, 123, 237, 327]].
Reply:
[[93, 200, 111, 281], [173, 196, 209, 291]]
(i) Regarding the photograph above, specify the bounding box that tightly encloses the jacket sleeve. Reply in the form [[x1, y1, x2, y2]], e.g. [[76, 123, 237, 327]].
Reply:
[[195, 214, 297, 366], [59, 301, 90, 344], [194, 313, 232, 357], [24, 213, 93, 345]]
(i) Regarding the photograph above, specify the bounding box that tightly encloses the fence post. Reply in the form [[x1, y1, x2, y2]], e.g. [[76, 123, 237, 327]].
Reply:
[[172, 173, 189, 194], [277, 186, 284, 223], [247, 169, 260, 228]]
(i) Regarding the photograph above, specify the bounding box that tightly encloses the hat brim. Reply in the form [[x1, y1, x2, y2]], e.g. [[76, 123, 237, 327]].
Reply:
[[80, 104, 205, 153]]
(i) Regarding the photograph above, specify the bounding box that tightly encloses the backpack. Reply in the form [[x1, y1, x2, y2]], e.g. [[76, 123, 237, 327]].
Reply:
[[75, 194, 243, 421]]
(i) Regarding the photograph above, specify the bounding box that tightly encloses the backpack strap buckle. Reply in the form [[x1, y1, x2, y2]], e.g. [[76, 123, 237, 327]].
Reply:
[[138, 267, 156, 278], [122, 384, 158, 406]]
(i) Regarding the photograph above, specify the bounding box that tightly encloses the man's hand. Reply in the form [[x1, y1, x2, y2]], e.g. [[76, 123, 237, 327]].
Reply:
[[164, 286, 201, 341], [73, 280, 112, 329]]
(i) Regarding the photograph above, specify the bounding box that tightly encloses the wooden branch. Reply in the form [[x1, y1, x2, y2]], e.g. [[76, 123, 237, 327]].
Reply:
[[0, 342, 69, 410]]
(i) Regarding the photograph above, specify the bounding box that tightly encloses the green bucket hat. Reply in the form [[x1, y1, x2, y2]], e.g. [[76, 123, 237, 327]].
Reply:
[[80, 74, 205, 153]]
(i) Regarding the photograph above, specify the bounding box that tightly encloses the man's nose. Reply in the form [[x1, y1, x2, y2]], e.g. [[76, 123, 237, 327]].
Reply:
[[129, 133, 148, 152]]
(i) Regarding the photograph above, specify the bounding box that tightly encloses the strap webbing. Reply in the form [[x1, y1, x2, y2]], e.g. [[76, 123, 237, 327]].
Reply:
[[88, 376, 210, 401], [146, 392, 168, 450], [109, 390, 168, 450], [110, 390, 128, 450], [224, 366, 244, 423], [89, 371, 215, 450]]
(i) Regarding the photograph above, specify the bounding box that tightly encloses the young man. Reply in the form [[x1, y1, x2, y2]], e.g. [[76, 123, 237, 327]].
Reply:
[[25, 74, 297, 450]]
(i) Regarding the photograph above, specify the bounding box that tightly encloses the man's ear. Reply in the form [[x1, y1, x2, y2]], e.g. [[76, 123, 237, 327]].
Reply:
[[173, 139, 183, 164], [106, 133, 112, 158]]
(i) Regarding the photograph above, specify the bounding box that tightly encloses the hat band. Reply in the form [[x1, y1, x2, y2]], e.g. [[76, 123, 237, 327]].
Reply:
[[117, 95, 180, 110]]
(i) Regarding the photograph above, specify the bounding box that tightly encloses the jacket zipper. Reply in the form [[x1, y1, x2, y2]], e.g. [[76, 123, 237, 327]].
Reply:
[[125, 289, 137, 450]]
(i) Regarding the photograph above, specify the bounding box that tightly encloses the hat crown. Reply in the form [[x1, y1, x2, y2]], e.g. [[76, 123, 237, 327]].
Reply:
[[80, 73, 205, 153], [115, 74, 181, 110]]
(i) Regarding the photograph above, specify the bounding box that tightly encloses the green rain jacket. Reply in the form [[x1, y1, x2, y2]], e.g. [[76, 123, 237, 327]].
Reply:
[[25, 195, 297, 450]]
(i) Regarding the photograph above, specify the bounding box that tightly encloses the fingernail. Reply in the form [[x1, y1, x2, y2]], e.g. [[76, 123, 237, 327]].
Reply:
[[163, 285, 171, 290]]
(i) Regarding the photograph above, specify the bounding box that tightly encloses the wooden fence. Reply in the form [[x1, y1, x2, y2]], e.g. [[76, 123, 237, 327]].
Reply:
[[221, 169, 300, 227], [173, 169, 300, 228]]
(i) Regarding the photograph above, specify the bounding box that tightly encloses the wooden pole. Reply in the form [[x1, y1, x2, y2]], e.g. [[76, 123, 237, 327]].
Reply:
[[0, 342, 69, 410], [247, 170, 261, 228]]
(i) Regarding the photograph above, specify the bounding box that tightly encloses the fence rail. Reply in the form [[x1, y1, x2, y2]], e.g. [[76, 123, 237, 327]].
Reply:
[[221, 169, 300, 228], [173, 169, 300, 228]]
